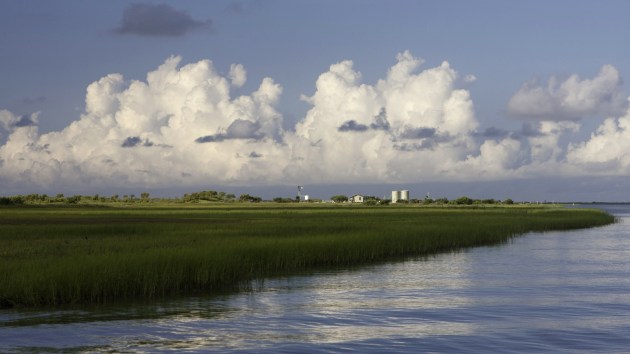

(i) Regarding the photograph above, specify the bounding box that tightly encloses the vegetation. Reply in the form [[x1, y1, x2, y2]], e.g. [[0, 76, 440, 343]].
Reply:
[[273, 197, 297, 203], [182, 190, 236, 203], [238, 194, 262, 203], [331, 195, 349, 203], [1, 190, 518, 206], [1, 190, 247, 205], [0, 204, 615, 308]]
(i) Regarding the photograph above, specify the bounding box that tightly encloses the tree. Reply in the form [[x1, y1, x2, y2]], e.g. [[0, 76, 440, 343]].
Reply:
[[140, 192, 150, 201], [331, 195, 348, 203], [0, 196, 23, 205], [455, 196, 474, 205], [434, 197, 449, 204], [239, 194, 261, 203], [66, 195, 81, 204], [503, 198, 514, 205]]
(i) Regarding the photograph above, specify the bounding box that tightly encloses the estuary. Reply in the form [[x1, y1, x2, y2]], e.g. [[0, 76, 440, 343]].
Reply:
[[1, 205, 629, 353]]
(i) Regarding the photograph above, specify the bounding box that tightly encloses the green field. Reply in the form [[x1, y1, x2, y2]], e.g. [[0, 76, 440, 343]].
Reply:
[[0, 204, 615, 308]]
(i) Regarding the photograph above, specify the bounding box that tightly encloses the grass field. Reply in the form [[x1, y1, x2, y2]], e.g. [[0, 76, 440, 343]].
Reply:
[[0, 204, 615, 308]]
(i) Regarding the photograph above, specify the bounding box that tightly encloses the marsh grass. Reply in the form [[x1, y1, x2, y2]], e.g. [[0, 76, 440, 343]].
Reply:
[[0, 205, 615, 307]]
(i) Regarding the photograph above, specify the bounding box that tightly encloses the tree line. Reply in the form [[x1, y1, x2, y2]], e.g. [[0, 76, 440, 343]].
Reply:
[[331, 194, 514, 205], [0, 191, 256, 205], [1, 191, 515, 206]]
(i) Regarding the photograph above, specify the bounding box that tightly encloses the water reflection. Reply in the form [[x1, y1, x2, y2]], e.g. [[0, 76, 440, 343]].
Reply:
[[2, 208, 630, 353]]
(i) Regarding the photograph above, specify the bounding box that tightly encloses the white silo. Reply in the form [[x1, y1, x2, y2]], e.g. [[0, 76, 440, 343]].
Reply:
[[391, 190, 400, 203], [401, 190, 409, 201]]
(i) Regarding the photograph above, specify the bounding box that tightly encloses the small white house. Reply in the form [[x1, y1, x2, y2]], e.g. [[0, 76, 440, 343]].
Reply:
[[350, 195, 364, 203]]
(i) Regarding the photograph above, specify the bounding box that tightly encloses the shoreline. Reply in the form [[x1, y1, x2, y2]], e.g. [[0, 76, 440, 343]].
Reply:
[[0, 205, 616, 308]]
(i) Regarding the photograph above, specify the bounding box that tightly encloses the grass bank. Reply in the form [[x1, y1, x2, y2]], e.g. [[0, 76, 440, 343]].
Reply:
[[0, 205, 615, 308]]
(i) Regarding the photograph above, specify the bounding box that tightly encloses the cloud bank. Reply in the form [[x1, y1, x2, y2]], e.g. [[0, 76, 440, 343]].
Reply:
[[0, 52, 628, 192]]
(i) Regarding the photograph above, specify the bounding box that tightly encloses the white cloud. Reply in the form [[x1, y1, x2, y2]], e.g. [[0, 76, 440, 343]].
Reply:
[[229, 64, 247, 88], [1, 54, 630, 193], [528, 121, 580, 164], [0, 110, 39, 131], [567, 100, 630, 173], [0, 56, 287, 189], [507, 65, 627, 120], [460, 138, 524, 178], [292, 51, 480, 183], [462, 74, 477, 84]]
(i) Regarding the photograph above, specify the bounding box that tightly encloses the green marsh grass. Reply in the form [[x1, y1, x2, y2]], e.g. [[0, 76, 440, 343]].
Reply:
[[0, 204, 615, 307]]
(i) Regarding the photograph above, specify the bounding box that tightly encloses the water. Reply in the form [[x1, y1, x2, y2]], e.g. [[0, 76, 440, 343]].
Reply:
[[2, 205, 630, 353]]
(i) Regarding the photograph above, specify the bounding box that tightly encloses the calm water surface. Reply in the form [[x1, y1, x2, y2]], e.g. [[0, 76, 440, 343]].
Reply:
[[2, 205, 630, 353]]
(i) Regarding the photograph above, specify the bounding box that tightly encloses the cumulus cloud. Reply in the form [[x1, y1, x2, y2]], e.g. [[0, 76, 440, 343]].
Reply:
[[0, 56, 285, 189], [291, 51, 481, 182], [567, 100, 630, 173], [2, 52, 630, 192], [462, 74, 477, 83], [196, 119, 264, 143], [507, 65, 627, 120], [0, 110, 39, 131], [113, 3, 212, 37], [229, 64, 247, 88]]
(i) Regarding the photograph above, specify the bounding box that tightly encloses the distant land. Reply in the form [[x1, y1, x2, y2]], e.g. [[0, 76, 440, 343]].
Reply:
[[4, 176, 630, 205]]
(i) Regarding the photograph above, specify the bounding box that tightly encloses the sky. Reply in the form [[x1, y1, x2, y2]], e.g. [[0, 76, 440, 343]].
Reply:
[[1, 0, 630, 201]]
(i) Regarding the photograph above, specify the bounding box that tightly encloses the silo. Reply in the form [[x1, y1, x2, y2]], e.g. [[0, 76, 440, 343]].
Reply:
[[391, 190, 400, 203], [401, 190, 409, 201]]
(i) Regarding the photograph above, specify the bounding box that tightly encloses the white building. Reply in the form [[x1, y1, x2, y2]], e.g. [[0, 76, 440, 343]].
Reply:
[[350, 195, 364, 203], [391, 190, 410, 203]]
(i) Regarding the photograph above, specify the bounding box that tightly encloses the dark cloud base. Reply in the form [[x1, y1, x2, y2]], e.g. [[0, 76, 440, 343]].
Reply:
[[196, 119, 263, 143], [113, 3, 212, 37]]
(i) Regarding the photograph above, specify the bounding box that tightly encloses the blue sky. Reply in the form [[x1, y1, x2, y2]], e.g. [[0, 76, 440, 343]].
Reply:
[[1, 1, 630, 201]]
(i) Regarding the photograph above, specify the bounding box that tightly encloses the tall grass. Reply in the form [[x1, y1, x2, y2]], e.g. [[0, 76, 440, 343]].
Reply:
[[0, 205, 615, 307]]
